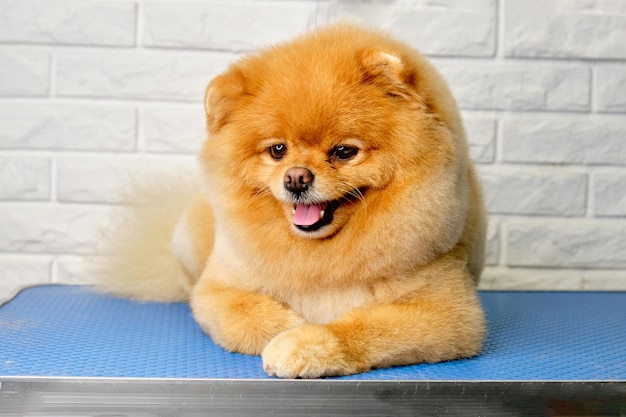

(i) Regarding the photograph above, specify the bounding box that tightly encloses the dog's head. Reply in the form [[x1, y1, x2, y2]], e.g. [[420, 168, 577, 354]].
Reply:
[[200, 25, 462, 240]]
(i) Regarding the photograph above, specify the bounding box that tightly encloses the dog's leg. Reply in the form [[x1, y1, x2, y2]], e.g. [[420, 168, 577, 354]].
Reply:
[[262, 277, 484, 378], [191, 279, 306, 355]]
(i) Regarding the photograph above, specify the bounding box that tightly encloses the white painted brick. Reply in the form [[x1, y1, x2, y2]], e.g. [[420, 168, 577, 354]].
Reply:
[[0, 104, 135, 151], [141, 106, 206, 154], [499, 268, 626, 291], [502, 114, 626, 165], [437, 62, 590, 111], [57, 156, 195, 204], [0, 48, 50, 96], [481, 267, 626, 291], [504, 0, 626, 59], [485, 220, 500, 266], [463, 117, 496, 163], [325, 0, 495, 57], [57, 51, 234, 102], [0, 156, 50, 201], [593, 172, 626, 217], [143, 1, 316, 51], [0, 204, 109, 255], [596, 67, 626, 113], [582, 271, 626, 290], [56, 256, 99, 285], [506, 220, 626, 268], [0, 256, 51, 302], [481, 267, 584, 290], [0, 0, 135, 46], [478, 166, 587, 216]]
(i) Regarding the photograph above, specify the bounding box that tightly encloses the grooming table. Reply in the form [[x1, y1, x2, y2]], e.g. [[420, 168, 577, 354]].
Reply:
[[1, 285, 625, 416]]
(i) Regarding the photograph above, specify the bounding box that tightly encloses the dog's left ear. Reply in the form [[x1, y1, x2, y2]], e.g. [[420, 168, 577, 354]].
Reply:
[[358, 49, 422, 104], [204, 67, 247, 134]]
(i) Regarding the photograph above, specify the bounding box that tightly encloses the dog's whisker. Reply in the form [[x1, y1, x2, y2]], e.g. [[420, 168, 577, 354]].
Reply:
[[246, 186, 273, 210]]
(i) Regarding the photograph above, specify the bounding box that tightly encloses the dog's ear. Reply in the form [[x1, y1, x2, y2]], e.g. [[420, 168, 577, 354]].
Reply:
[[358, 49, 422, 104], [204, 67, 247, 134]]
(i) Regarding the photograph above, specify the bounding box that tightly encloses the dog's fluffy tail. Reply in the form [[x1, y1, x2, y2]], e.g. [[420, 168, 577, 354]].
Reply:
[[94, 171, 198, 302]]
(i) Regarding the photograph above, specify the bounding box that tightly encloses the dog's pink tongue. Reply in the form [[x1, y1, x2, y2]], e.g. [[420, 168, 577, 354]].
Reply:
[[293, 203, 322, 226]]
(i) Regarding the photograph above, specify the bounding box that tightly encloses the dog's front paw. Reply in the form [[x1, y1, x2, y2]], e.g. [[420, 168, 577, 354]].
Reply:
[[262, 324, 360, 378]]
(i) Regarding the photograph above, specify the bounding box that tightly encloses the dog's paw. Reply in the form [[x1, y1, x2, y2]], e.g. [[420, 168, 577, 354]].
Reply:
[[261, 324, 357, 378]]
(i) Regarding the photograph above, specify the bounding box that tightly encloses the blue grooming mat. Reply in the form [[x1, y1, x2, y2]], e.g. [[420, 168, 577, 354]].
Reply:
[[1, 285, 625, 381]]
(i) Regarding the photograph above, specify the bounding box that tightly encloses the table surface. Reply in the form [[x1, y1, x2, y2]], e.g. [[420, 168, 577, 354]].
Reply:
[[1, 285, 625, 381]]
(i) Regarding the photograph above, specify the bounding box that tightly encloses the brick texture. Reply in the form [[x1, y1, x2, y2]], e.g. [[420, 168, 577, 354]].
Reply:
[[143, 2, 318, 51], [0, 49, 50, 96], [0, 0, 136, 46], [478, 167, 587, 216], [56, 156, 194, 203], [0, 104, 136, 151], [0, 156, 50, 201], [595, 67, 626, 113], [506, 220, 626, 268], [57, 51, 233, 101], [504, 0, 626, 59], [325, 0, 496, 57], [502, 114, 626, 165], [0, 205, 108, 255], [438, 63, 591, 111], [593, 172, 626, 217], [140, 106, 206, 153], [1, 0, 625, 299]]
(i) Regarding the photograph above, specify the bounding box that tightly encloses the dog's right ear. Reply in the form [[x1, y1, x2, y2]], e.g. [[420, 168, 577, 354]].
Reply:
[[204, 67, 247, 134]]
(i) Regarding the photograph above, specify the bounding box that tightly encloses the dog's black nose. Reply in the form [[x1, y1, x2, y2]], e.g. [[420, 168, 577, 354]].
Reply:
[[284, 167, 314, 194]]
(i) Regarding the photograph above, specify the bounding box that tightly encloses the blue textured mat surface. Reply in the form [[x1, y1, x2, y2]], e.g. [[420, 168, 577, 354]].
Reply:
[[0, 285, 625, 380]]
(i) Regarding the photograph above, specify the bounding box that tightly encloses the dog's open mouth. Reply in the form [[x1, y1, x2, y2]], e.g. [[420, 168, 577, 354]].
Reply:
[[291, 200, 339, 232], [290, 189, 364, 233]]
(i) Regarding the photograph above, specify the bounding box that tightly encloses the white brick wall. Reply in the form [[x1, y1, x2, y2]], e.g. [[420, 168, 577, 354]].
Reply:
[[1, 0, 625, 300]]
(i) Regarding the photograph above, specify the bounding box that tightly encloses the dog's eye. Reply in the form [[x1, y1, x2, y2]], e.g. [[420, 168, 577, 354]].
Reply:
[[330, 145, 358, 161], [269, 143, 287, 160]]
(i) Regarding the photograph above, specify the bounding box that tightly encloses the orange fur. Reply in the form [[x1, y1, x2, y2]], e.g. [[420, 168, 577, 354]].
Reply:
[[99, 24, 487, 378]]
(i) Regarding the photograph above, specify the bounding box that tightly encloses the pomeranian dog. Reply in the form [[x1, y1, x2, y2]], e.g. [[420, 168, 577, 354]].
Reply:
[[99, 24, 487, 378]]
